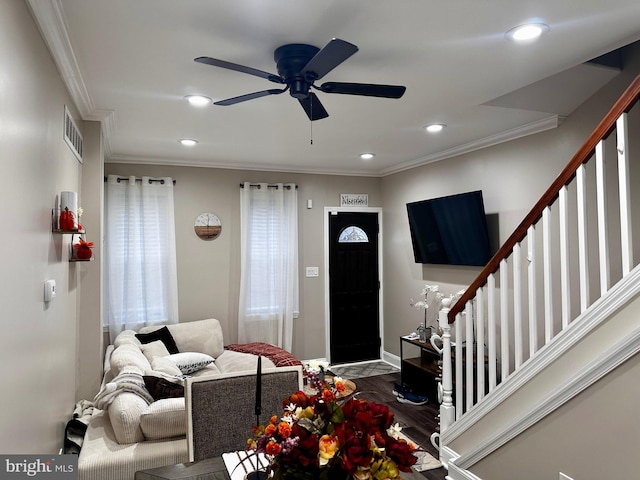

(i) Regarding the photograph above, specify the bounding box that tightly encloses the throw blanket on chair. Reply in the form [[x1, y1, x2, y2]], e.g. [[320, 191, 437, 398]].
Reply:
[[94, 371, 154, 410], [224, 342, 306, 374]]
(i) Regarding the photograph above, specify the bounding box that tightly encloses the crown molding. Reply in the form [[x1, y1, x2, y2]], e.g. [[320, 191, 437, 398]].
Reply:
[[379, 115, 566, 176], [107, 154, 381, 177], [85, 109, 115, 159], [108, 113, 565, 178], [27, 0, 94, 118]]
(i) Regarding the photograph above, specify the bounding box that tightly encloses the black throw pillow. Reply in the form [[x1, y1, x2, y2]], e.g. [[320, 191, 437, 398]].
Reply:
[[135, 326, 179, 354], [143, 376, 184, 400]]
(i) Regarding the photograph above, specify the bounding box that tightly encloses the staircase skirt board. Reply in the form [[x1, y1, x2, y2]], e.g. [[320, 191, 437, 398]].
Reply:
[[440, 264, 640, 473]]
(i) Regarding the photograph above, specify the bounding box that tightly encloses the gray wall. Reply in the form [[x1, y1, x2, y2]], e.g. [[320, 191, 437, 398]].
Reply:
[[103, 163, 382, 361], [380, 43, 640, 359], [0, 1, 84, 453]]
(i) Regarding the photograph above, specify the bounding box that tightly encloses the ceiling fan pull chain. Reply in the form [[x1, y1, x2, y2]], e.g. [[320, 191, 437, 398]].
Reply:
[[310, 101, 314, 145]]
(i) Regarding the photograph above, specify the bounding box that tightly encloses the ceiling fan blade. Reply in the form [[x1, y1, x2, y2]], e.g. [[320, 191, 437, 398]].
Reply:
[[298, 92, 329, 121], [319, 82, 406, 98], [214, 88, 287, 106], [301, 39, 358, 81], [194, 57, 284, 84]]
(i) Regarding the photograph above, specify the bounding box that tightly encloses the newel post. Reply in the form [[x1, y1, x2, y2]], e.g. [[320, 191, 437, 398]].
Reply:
[[430, 298, 455, 451]]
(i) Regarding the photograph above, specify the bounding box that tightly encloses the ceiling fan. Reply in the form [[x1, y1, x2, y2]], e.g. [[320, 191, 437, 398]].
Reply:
[[194, 38, 406, 121]]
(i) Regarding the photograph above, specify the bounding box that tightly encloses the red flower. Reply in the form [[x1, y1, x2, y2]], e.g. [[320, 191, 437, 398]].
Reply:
[[339, 430, 372, 473], [277, 421, 292, 438], [385, 438, 418, 472], [264, 424, 276, 437], [286, 391, 311, 408], [266, 440, 281, 456], [321, 389, 335, 403]]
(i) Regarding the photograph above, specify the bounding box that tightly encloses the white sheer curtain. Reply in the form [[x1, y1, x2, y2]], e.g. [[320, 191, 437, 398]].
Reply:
[[238, 182, 299, 351], [105, 175, 179, 342]]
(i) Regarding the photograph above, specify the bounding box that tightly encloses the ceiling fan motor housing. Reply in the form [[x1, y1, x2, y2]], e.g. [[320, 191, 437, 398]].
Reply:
[[274, 43, 319, 99]]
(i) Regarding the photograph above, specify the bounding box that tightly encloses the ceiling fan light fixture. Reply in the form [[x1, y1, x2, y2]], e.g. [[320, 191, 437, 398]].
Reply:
[[359, 153, 375, 160], [179, 138, 198, 146], [425, 124, 445, 133], [506, 23, 549, 42], [185, 95, 212, 106]]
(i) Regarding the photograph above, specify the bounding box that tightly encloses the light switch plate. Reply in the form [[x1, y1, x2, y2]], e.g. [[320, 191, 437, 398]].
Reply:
[[306, 267, 319, 277]]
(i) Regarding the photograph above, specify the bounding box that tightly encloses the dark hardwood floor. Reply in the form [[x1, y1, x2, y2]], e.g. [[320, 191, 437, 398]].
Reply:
[[353, 373, 447, 480]]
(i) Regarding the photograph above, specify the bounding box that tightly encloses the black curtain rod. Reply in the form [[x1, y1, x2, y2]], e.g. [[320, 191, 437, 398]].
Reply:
[[240, 183, 297, 189], [104, 176, 176, 185]]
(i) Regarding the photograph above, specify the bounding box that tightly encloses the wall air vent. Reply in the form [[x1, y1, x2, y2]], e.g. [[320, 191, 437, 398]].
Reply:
[[64, 106, 83, 163]]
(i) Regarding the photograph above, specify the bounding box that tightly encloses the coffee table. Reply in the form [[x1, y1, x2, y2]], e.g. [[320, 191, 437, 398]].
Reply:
[[136, 455, 428, 480], [135, 456, 229, 480], [302, 377, 356, 399]]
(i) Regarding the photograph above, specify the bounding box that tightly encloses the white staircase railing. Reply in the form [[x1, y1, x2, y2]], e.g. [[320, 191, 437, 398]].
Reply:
[[430, 74, 640, 461]]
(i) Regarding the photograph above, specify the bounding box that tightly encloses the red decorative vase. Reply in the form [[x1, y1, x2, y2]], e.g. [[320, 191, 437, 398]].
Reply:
[[76, 246, 92, 259], [60, 207, 75, 230]]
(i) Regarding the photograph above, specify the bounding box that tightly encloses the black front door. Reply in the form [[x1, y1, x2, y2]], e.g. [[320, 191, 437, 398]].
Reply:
[[329, 211, 380, 364]]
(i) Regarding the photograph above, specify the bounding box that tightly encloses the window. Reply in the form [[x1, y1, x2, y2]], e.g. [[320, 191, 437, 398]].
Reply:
[[104, 175, 178, 341], [338, 226, 369, 243], [238, 182, 299, 350]]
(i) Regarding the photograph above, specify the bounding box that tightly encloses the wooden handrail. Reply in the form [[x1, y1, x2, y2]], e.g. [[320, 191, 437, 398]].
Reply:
[[449, 74, 640, 323]]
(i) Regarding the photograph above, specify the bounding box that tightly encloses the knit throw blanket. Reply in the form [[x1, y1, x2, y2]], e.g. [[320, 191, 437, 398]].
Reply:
[[94, 371, 154, 410]]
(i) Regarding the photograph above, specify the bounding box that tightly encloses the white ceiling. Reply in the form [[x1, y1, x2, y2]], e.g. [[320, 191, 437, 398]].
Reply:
[[29, 0, 640, 176]]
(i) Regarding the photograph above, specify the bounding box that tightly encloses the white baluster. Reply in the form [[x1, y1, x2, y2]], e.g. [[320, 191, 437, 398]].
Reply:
[[617, 113, 633, 275], [577, 164, 590, 314], [559, 186, 571, 328], [527, 225, 538, 355], [595, 140, 610, 295], [476, 287, 485, 401], [513, 242, 523, 368], [488, 274, 497, 391], [455, 313, 463, 418], [465, 301, 474, 412], [500, 259, 509, 381], [543, 206, 554, 343]]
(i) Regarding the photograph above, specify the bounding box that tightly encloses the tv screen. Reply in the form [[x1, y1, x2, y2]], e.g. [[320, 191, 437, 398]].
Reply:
[[406, 191, 492, 266]]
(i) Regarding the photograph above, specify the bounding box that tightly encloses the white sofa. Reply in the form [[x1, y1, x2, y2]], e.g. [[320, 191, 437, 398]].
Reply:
[[78, 319, 280, 480]]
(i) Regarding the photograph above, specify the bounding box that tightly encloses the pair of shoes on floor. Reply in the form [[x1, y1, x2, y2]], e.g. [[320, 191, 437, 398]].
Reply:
[[393, 383, 428, 405]]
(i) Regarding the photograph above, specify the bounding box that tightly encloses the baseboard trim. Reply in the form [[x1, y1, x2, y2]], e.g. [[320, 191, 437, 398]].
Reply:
[[447, 461, 484, 480], [382, 351, 400, 369], [441, 446, 484, 480]]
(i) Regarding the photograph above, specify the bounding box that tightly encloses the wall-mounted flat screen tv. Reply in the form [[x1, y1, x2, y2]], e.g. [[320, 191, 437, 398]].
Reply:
[[406, 190, 492, 266]]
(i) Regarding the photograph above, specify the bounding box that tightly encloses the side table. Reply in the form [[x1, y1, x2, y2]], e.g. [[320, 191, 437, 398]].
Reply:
[[399, 336, 440, 398]]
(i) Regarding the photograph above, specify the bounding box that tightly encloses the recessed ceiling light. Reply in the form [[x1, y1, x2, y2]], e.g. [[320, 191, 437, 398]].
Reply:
[[179, 138, 198, 146], [425, 124, 445, 133], [506, 23, 549, 42], [185, 95, 212, 106], [359, 153, 375, 160]]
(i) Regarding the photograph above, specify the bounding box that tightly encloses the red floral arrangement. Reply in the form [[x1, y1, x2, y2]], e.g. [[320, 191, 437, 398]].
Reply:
[[249, 375, 418, 480]]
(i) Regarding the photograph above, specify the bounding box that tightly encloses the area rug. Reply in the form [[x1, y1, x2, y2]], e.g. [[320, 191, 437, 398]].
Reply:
[[328, 360, 399, 379]]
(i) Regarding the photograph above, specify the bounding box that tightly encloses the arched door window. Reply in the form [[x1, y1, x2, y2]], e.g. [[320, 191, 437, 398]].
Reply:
[[338, 226, 369, 243]]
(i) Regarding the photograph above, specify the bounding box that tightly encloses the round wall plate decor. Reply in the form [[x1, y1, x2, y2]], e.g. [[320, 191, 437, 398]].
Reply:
[[194, 212, 222, 240]]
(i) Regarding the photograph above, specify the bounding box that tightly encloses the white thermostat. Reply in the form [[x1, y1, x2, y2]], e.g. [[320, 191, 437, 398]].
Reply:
[[44, 279, 56, 302]]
